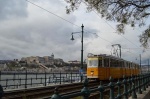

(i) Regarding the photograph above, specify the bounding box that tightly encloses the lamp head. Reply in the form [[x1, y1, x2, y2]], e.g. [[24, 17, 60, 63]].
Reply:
[[70, 34, 74, 41]]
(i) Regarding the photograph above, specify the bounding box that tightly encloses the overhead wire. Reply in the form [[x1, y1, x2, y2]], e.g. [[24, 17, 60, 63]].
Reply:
[[93, 9, 140, 48], [82, 1, 145, 50], [82, 1, 150, 59], [26, 0, 142, 58], [26, 0, 149, 60], [26, 0, 80, 28], [25, 0, 113, 45]]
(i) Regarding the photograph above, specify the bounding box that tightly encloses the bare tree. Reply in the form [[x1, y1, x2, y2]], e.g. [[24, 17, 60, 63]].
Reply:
[[65, 0, 150, 47]]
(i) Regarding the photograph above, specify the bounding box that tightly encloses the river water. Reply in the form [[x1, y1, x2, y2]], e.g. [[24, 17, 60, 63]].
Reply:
[[0, 72, 83, 90]]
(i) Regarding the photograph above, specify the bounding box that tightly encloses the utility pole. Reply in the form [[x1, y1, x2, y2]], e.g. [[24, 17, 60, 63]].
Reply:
[[148, 59, 149, 73], [140, 54, 142, 74], [70, 24, 84, 69], [81, 24, 84, 69], [119, 44, 121, 58]]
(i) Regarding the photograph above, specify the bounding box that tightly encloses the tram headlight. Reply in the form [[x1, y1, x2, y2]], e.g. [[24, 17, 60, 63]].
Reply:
[[91, 72, 93, 75]]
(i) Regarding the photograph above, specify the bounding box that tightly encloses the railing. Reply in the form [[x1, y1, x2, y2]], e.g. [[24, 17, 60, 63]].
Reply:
[[0, 71, 86, 90], [50, 73, 150, 99]]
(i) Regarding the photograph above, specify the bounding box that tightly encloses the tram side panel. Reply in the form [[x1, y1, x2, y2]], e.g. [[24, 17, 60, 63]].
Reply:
[[98, 67, 107, 80], [106, 67, 110, 80], [133, 64, 137, 75], [109, 67, 122, 79], [136, 65, 140, 75], [87, 67, 99, 79], [87, 54, 140, 80], [120, 68, 123, 78], [131, 68, 134, 75], [126, 68, 130, 77], [122, 68, 126, 76]]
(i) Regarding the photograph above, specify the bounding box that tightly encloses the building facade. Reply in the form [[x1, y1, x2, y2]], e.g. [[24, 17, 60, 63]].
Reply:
[[20, 53, 64, 66]]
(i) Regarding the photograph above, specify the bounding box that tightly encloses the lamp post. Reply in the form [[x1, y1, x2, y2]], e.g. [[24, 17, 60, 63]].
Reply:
[[71, 24, 84, 69], [140, 54, 142, 74], [148, 59, 149, 73]]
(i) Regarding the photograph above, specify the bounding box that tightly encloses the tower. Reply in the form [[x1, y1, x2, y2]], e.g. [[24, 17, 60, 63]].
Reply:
[[51, 53, 54, 59]]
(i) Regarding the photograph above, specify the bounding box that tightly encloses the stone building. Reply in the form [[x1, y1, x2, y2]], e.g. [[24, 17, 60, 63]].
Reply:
[[21, 56, 44, 64], [20, 53, 64, 66]]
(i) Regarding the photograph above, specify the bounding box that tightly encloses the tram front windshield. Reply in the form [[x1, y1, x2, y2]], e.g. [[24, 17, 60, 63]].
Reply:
[[88, 59, 98, 67]]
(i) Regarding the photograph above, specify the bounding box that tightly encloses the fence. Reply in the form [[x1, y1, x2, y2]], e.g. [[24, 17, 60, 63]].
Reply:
[[0, 71, 86, 90], [50, 73, 150, 99]]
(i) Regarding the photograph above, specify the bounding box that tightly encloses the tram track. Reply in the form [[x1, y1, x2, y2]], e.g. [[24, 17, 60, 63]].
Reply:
[[43, 80, 112, 99], [2, 80, 100, 99]]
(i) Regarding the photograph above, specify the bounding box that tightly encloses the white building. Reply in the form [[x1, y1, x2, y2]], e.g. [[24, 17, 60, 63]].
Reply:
[[20, 53, 64, 66]]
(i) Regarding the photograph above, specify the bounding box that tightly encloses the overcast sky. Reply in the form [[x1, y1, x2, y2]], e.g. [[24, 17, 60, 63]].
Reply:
[[0, 0, 150, 64]]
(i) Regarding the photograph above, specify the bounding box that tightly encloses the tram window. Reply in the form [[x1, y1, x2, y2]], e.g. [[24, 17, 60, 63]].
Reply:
[[137, 65, 139, 69], [119, 61, 123, 67], [118, 62, 120, 67], [110, 59, 115, 67], [110, 60, 112, 67], [130, 63, 132, 68], [113, 61, 116, 67], [117, 61, 120, 67], [122, 62, 124, 67], [115, 60, 119, 67], [99, 59, 102, 67], [110, 59, 113, 67], [124, 62, 125, 67], [118, 61, 120, 67], [131, 63, 132, 68], [104, 58, 109, 67], [88, 60, 98, 67], [124, 62, 126, 68], [128, 63, 130, 68], [125, 62, 126, 68], [134, 64, 136, 69], [131, 63, 133, 68], [124, 62, 126, 67], [114, 61, 117, 67], [126, 62, 128, 68], [127, 62, 129, 68]]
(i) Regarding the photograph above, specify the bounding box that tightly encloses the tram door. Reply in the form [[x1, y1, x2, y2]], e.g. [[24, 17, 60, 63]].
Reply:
[[87, 57, 99, 79], [98, 57, 109, 80], [103, 58, 110, 80]]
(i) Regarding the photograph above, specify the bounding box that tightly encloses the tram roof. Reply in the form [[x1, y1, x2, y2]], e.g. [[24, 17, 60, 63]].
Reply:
[[87, 53, 139, 65], [88, 53, 124, 61]]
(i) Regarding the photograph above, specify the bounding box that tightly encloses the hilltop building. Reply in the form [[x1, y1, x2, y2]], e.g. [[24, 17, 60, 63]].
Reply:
[[68, 60, 80, 64], [20, 53, 64, 66]]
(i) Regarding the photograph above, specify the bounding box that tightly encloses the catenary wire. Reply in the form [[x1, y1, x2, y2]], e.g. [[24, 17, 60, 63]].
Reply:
[[82, 1, 143, 49], [26, 0, 114, 44]]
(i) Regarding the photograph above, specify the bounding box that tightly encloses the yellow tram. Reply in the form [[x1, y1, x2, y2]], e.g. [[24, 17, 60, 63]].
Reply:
[[87, 54, 140, 80]]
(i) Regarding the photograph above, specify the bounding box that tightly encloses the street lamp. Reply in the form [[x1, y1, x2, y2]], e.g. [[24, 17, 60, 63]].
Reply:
[[71, 24, 84, 69]]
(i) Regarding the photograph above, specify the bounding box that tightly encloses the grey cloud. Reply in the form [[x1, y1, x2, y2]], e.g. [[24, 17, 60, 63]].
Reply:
[[0, 0, 28, 20], [0, 0, 100, 61]]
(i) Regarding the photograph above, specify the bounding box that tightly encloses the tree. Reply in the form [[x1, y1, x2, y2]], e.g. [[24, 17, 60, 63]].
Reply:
[[65, 0, 150, 48]]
